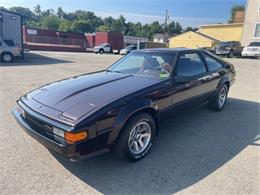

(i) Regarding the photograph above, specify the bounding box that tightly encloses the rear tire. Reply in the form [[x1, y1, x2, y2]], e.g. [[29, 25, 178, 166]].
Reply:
[[1, 52, 13, 63], [208, 84, 228, 111], [113, 112, 156, 161]]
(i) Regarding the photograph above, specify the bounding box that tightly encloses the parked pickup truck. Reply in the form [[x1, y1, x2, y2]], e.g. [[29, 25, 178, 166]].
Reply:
[[214, 41, 243, 58], [94, 43, 112, 54], [93, 32, 124, 54]]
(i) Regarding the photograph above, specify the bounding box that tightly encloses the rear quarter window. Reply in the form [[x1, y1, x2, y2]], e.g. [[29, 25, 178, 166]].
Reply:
[[176, 52, 207, 77], [202, 53, 223, 72], [3, 40, 15, 47]]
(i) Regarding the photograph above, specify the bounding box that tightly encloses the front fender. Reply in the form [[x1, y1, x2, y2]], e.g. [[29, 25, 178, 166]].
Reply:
[[107, 98, 158, 145]]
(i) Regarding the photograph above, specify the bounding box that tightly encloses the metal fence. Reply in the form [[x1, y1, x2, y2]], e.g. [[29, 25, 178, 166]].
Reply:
[[25, 35, 86, 48]]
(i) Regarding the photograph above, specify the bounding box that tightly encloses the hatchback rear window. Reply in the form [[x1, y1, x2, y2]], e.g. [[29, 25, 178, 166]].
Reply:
[[3, 40, 15, 46]]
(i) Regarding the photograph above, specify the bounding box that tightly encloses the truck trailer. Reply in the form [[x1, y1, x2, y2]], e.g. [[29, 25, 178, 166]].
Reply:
[[93, 32, 124, 54], [0, 9, 23, 62]]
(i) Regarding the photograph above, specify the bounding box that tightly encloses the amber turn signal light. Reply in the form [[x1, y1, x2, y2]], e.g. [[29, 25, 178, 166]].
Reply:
[[64, 131, 87, 142]]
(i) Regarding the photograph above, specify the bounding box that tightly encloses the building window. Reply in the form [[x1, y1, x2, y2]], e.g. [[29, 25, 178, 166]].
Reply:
[[254, 23, 260, 38]]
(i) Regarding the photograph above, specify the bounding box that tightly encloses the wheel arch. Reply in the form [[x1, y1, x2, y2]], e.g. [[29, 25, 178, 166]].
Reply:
[[217, 76, 230, 90], [1, 51, 13, 57], [107, 99, 159, 145]]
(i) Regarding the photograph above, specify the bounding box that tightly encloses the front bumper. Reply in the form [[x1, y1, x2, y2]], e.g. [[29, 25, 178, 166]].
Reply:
[[120, 50, 127, 55], [215, 50, 230, 55], [12, 108, 107, 161], [241, 51, 260, 57], [93, 48, 100, 53]]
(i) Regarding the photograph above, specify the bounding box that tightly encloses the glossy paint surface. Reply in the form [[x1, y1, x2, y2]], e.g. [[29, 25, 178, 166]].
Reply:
[[13, 49, 236, 159]]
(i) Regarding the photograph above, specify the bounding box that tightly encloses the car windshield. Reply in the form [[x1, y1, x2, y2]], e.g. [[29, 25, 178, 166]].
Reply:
[[126, 45, 135, 49], [108, 51, 176, 79], [248, 42, 260, 47]]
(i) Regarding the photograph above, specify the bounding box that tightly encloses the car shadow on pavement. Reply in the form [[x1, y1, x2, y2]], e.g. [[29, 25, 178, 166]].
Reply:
[[54, 97, 259, 194], [0, 52, 73, 66]]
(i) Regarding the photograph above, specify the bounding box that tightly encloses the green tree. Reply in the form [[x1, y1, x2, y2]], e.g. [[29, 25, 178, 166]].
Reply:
[[4, 5, 188, 39], [0, 6, 7, 10], [175, 22, 182, 34], [168, 21, 176, 34], [9, 7, 33, 24], [150, 21, 161, 34], [185, 27, 193, 32], [42, 9, 55, 17], [229, 4, 245, 23], [104, 16, 115, 27], [110, 15, 126, 33], [41, 15, 60, 30], [58, 19, 72, 32], [185, 27, 199, 32], [71, 20, 92, 33], [97, 25, 110, 32], [34, 4, 42, 16], [57, 7, 65, 18]]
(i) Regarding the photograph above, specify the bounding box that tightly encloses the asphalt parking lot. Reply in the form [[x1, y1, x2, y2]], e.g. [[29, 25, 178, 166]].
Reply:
[[0, 51, 259, 195]]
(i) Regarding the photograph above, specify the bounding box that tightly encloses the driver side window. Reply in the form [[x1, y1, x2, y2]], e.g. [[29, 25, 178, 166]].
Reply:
[[176, 52, 207, 77]]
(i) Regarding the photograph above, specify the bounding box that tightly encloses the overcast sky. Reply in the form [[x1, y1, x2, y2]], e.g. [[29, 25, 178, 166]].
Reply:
[[0, 0, 246, 27]]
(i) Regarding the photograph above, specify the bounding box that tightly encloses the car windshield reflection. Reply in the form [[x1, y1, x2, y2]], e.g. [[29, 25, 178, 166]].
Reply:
[[108, 51, 176, 79]]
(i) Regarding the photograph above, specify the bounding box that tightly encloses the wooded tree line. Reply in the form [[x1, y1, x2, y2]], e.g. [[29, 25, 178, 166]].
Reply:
[[1, 4, 243, 39], [2, 5, 198, 39]]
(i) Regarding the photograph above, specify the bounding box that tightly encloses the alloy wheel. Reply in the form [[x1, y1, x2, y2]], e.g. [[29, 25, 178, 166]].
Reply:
[[218, 86, 227, 108], [3, 54, 12, 62], [128, 121, 151, 155]]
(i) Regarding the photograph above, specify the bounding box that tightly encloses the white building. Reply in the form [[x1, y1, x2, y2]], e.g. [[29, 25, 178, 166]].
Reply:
[[241, 0, 260, 46], [153, 33, 170, 43], [124, 36, 148, 46]]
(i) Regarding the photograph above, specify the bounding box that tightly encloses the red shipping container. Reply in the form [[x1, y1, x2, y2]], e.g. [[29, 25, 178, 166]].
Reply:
[[95, 32, 124, 51]]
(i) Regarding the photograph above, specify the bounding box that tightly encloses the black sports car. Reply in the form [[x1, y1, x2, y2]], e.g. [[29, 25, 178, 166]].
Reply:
[[12, 48, 236, 161]]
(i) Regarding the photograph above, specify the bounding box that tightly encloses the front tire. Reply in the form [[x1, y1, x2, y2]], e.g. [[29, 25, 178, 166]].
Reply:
[[113, 112, 156, 161], [208, 84, 228, 111], [1, 52, 13, 63], [99, 49, 104, 54], [228, 50, 234, 58]]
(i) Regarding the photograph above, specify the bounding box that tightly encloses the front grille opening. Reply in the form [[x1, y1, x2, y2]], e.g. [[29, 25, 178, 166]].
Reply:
[[24, 112, 54, 137]]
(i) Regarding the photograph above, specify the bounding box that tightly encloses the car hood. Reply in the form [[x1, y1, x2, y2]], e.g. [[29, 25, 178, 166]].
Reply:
[[22, 71, 159, 123]]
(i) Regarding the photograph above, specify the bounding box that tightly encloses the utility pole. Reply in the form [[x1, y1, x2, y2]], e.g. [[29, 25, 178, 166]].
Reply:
[[163, 9, 168, 43]]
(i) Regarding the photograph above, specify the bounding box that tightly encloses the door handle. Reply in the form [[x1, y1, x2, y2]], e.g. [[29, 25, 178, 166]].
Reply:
[[199, 75, 212, 82], [175, 80, 200, 91]]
